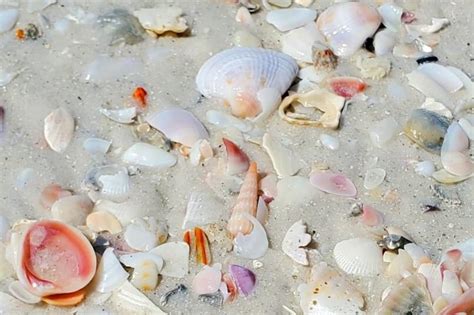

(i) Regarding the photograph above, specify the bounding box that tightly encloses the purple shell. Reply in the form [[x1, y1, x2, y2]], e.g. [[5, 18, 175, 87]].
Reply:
[[229, 264, 256, 297]]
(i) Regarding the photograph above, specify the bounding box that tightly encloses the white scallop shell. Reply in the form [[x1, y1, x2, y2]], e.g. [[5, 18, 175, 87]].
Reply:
[[233, 213, 268, 259], [316, 2, 381, 57], [441, 122, 473, 177], [266, 8, 317, 32], [333, 238, 383, 276], [93, 247, 129, 293], [122, 142, 177, 168], [44, 107, 75, 153], [83, 165, 130, 203], [150, 242, 189, 278], [146, 108, 209, 147], [196, 48, 298, 118], [0, 9, 19, 33]]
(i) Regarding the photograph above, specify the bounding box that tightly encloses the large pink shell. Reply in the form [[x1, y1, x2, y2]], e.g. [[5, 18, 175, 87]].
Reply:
[[309, 171, 357, 197], [18, 220, 97, 297]]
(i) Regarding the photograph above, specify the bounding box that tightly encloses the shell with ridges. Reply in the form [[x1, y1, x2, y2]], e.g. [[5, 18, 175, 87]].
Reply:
[[333, 238, 383, 276]]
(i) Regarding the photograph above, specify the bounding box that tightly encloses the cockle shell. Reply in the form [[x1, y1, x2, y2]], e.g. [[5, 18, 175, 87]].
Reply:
[[150, 242, 189, 278], [227, 161, 258, 237], [441, 122, 473, 177], [266, 8, 317, 32], [146, 108, 209, 147], [122, 142, 177, 168], [44, 108, 75, 153], [282, 220, 312, 265], [316, 2, 381, 57], [17, 220, 97, 296], [93, 247, 129, 293], [82, 165, 130, 203], [333, 238, 383, 276], [133, 7, 188, 37], [233, 213, 268, 259], [297, 262, 366, 314], [0, 9, 19, 33], [51, 195, 93, 226], [262, 133, 302, 178], [196, 47, 298, 118]]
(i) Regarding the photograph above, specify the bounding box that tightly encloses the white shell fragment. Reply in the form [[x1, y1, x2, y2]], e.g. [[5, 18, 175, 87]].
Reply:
[[282, 220, 312, 265], [377, 3, 403, 31], [93, 247, 129, 293], [364, 168, 386, 190], [51, 195, 93, 226], [415, 160, 435, 177], [406, 69, 453, 109], [262, 133, 302, 178], [150, 242, 189, 278], [112, 281, 166, 314], [266, 8, 317, 32], [281, 23, 325, 63], [100, 107, 137, 124], [192, 264, 222, 295], [333, 238, 383, 276], [418, 63, 464, 94], [133, 7, 188, 37], [44, 108, 75, 153], [122, 142, 177, 168], [374, 29, 397, 56], [233, 213, 269, 259], [182, 192, 224, 230], [441, 122, 473, 177], [83, 165, 130, 202], [124, 218, 160, 251], [369, 117, 399, 148], [406, 18, 450, 35], [83, 137, 112, 156], [0, 9, 19, 33]]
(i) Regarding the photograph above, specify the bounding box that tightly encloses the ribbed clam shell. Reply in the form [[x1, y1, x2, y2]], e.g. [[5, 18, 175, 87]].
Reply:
[[196, 48, 298, 118], [44, 108, 75, 153], [333, 238, 383, 276], [82, 165, 130, 203]]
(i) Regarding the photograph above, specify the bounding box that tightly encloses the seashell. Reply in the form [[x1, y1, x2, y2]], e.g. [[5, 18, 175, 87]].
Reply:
[[112, 280, 166, 314], [206, 110, 254, 133], [309, 171, 357, 198], [229, 264, 256, 297], [82, 165, 130, 203], [120, 252, 163, 270], [377, 3, 403, 31], [333, 238, 383, 276], [124, 217, 161, 251], [262, 133, 302, 178], [233, 213, 268, 259], [418, 64, 463, 94], [259, 174, 278, 201], [83, 56, 143, 83], [183, 227, 212, 265], [386, 249, 414, 281], [146, 108, 209, 147], [406, 18, 449, 35], [379, 273, 433, 314], [150, 241, 189, 278], [406, 69, 453, 109], [421, 98, 452, 119], [129, 259, 160, 291], [352, 51, 391, 80], [255, 196, 269, 224], [312, 43, 338, 72], [227, 162, 258, 237], [364, 168, 386, 190], [83, 137, 111, 156], [418, 263, 442, 301], [133, 7, 188, 37], [0, 215, 9, 242], [297, 262, 366, 314], [281, 220, 311, 265], [196, 47, 298, 118], [122, 142, 177, 168], [266, 8, 317, 32], [432, 168, 473, 184], [100, 107, 137, 124], [93, 247, 129, 293], [233, 29, 261, 48], [192, 264, 222, 295], [458, 117, 474, 140], [222, 273, 238, 302], [295, 0, 313, 7], [223, 138, 249, 175], [438, 287, 474, 315], [403, 109, 450, 154], [253, 87, 283, 123], [41, 288, 87, 306], [374, 29, 397, 56], [442, 270, 463, 302], [97, 9, 144, 46], [182, 192, 224, 230], [189, 139, 213, 166], [279, 88, 345, 129], [369, 117, 400, 148], [44, 107, 75, 153], [440, 122, 473, 177], [93, 199, 150, 226], [360, 204, 384, 227], [51, 195, 93, 226], [404, 243, 430, 268], [86, 211, 122, 234], [281, 23, 325, 63], [327, 76, 367, 99], [0, 8, 19, 33], [460, 260, 474, 288], [447, 66, 474, 99], [17, 220, 97, 296], [316, 2, 381, 57], [8, 281, 41, 304]]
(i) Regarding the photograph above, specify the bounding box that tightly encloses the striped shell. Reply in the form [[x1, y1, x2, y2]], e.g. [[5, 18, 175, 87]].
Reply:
[[333, 238, 383, 276], [196, 47, 298, 118]]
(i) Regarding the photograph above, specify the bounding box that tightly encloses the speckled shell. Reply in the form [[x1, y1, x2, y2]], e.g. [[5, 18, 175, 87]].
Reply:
[[196, 48, 298, 118]]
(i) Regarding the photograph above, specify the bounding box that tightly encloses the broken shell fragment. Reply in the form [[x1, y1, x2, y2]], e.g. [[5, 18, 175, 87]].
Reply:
[[112, 280, 166, 314], [223, 138, 249, 175], [278, 88, 345, 129], [150, 241, 189, 278], [418, 63, 463, 94], [182, 192, 224, 230], [282, 220, 312, 265], [122, 142, 177, 168], [41, 288, 86, 306], [281, 23, 325, 63], [124, 217, 163, 251], [360, 204, 384, 227], [86, 210, 122, 234], [440, 122, 473, 177], [51, 195, 93, 226], [93, 247, 129, 293], [229, 264, 256, 297], [100, 107, 137, 124], [333, 238, 383, 276], [233, 213, 268, 259], [44, 108, 75, 153], [262, 133, 302, 178], [183, 227, 212, 265], [193, 264, 222, 295], [266, 8, 317, 32], [309, 171, 357, 198], [133, 7, 188, 37], [83, 137, 112, 156], [17, 220, 97, 296], [40, 184, 72, 210], [130, 259, 160, 291]]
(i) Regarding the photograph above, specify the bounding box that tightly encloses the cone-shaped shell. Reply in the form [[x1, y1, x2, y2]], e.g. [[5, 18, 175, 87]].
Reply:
[[17, 220, 96, 297]]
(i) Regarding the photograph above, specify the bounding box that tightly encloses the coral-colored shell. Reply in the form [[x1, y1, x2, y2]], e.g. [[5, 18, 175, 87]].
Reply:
[[18, 220, 96, 297]]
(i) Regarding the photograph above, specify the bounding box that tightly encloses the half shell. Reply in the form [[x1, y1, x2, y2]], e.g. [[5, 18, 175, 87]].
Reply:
[[333, 238, 383, 276], [44, 108, 75, 153]]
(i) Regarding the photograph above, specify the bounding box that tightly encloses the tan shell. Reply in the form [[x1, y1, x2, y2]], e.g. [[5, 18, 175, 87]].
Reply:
[[86, 211, 123, 234], [44, 108, 75, 153], [133, 7, 188, 37]]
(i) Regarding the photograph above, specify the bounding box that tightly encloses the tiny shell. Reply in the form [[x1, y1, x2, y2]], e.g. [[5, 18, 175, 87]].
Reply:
[[233, 213, 268, 259], [369, 117, 400, 148], [192, 264, 222, 295], [122, 142, 177, 168], [97, 9, 145, 46], [44, 108, 75, 153], [309, 171, 357, 198], [405, 18, 450, 35], [0, 9, 19, 33], [146, 109, 209, 147], [262, 133, 302, 178], [184, 227, 212, 265], [266, 8, 317, 32], [360, 204, 384, 227], [255, 196, 269, 224], [282, 220, 312, 265], [120, 252, 164, 270], [93, 247, 129, 293], [83, 138, 111, 156], [364, 168, 386, 190], [327, 76, 367, 99], [133, 7, 188, 37], [404, 244, 430, 268], [374, 29, 397, 56], [100, 107, 137, 124], [229, 264, 256, 297], [87, 211, 122, 234], [150, 241, 189, 278], [333, 238, 383, 276], [51, 195, 93, 226]]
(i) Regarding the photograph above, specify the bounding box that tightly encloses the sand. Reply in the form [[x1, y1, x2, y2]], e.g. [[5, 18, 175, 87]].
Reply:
[[0, 0, 473, 314]]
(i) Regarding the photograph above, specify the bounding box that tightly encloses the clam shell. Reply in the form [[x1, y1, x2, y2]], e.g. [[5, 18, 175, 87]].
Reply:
[[146, 108, 209, 147], [196, 47, 298, 118], [266, 8, 317, 32], [93, 247, 129, 293], [262, 133, 302, 178], [316, 2, 381, 57], [233, 213, 268, 259], [51, 195, 93, 226], [333, 238, 383, 276], [281, 23, 325, 63], [281, 220, 311, 265], [0, 9, 19, 33], [122, 142, 177, 168], [44, 108, 75, 153], [223, 138, 250, 175], [100, 107, 137, 124], [150, 242, 189, 278]]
